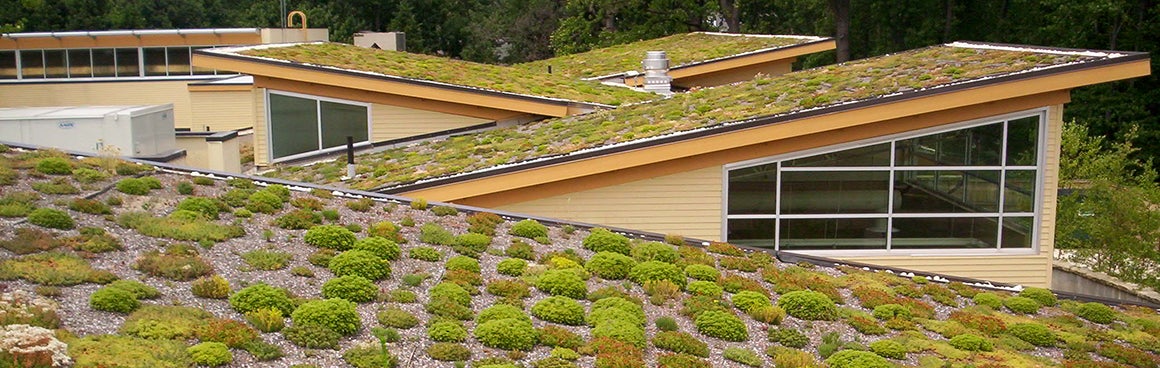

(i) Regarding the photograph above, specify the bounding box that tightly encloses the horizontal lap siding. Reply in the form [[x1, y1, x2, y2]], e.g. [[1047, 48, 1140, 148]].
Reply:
[[839, 255, 1051, 287], [190, 90, 255, 131], [0, 81, 195, 128], [370, 103, 490, 142], [497, 166, 723, 240], [252, 88, 269, 166]]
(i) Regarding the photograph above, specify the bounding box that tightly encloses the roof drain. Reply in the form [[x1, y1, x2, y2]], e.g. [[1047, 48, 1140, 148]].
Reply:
[[642, 51, 673, 96]]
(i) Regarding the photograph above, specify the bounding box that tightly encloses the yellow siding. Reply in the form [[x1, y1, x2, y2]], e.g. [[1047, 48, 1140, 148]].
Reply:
[[833, 104, 1064, 288], [369, 103, 490, 142], [0, 81, 197, 129], [190, 90, 255, 131], [497, 166, 723, 240], [252, 88, 269, 166]]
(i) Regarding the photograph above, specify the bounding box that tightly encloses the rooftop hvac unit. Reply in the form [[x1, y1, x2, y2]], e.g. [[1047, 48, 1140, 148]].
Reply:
[[0, 104, 178, 158]]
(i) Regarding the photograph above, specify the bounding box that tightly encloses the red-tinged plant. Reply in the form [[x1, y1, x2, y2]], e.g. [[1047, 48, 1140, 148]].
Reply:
[[949, 310, 1007, 336]]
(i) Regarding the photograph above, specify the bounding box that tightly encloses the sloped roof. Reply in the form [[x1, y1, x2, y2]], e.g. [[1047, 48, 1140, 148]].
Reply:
[[262, 42, 1147, 191], [211, 42, 656, 107], [515, 32, 830, 79]]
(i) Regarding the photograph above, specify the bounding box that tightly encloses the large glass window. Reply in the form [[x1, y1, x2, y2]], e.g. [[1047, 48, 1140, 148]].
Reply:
[[268, 91, 371, 161], [20, 50, 44, 78], [0, 51, 16, 79], [67, 49, 92, 77], [725, 112, 1044, 251], [92, 49, 116, 77]]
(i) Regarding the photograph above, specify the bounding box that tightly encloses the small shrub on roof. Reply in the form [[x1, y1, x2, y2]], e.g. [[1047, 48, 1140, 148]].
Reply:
[[872, 304, 912, 320], [304, 225, 357, 250], [532, 296, 586, 325], [329, 250, 390, 281], [446, 256, 481, 273], [176, 197, 222, 219], [585, 251, 636, 280], [536, 269, 587, 299], [869, 340, 906, 359], [321, 275, 378, 303], [589, 297, 646, 327], [291, 298, 361, 336], [1004, 296, 1041, 314], [352, 236, 401, 261], [693, 310, 748, 342], [538, 325, 584, 349], [1019, 287, 1058, 307], [706, 242, 745, 257], [244, 190, 283, 214], [509, 219, 548, 239], [723, 347, 764, 367], [731, 291, 772, 313], [632, 241, 679, 263], [409, 246, 442, 261], [973, 292, 1003, 309], [768, 328, 809, 348], [592, 319, 647, 348], [825, 350, 892, 368], [1008, 322, 1056, 347], [629, 261, 685, 288], [1076, 302, 1116, 324], [229, 283, 294, 315], [652, 331, 709, 357], [950, 334, 993, 352], [377, 307, 420, 329], [582, 228, 631, 255], [89, 286, 139, 313], [474, 317, 537, 351], [27, 208, 75, 230], [68, 198, 111, 215], [419, 223, 455, 245], [35, 157, 73, 175], [496, 258, 527, 276], [778, 290, 837, 321], [687, 281, 724, 299], [684, 264, 719, 281]]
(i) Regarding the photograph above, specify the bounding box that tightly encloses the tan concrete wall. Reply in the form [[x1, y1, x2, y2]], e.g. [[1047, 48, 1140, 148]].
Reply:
[[496, 166, 723, 240], [836, 104, 1063, 288], [252, 88, 270, 166], [0, 80, 197, 129], [175, 134, 243, 173], [190, 90, 255, 131]]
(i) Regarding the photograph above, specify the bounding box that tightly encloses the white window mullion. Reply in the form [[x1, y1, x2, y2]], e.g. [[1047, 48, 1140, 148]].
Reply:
[[887, 141, 896, 250], [774, 161, 782, 252], [997, 119, 1010, 248], [316, 100, 324, 150]]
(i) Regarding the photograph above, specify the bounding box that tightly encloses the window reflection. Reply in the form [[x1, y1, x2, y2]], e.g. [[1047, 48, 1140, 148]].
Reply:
[[726, 114, 1044, 251]]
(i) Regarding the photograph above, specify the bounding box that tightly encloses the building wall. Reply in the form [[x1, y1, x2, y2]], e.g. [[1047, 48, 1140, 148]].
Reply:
[[190, 90, 255, 131], [369, 103, 490, 142], [252, 89, 492, 166], [497, 166, 723, 240], [494, 104, 1064, 288], [0, 80, 199, 128]]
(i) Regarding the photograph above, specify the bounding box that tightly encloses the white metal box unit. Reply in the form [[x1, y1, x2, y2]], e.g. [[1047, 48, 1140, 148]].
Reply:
[[0, 104, 177, 157]]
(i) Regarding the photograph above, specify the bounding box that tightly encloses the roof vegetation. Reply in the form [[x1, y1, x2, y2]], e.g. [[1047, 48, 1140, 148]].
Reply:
[[238, 43, 655, 106], [265, 44, 1097, 190], [3, 147, 1160, 367], [515, 32, 818, 79]]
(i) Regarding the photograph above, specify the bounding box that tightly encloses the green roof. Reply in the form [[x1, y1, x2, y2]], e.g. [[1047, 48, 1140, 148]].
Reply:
[[5, 147, 1160, 367], [264, 43, 1116, 190], [238, 43, 655, 106], [515, 32, 823, 79]]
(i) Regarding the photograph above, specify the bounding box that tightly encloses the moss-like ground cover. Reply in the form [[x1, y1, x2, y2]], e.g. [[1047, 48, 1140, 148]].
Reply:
[[265, 44, 1097, 190], [239, 43, 655, 106], [516, 32, 816, 79], [1, 147, 1159, 367]]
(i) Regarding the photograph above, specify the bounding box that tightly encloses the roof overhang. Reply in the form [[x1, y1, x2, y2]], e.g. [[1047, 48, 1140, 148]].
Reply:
[[1, 28, 263, 50], [193, 48, 602, 118], [387, 51, 1150, 203]]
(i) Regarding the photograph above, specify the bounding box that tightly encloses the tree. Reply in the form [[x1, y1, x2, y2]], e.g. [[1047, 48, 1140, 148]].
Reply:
[[1056, 121, 1160, 290]]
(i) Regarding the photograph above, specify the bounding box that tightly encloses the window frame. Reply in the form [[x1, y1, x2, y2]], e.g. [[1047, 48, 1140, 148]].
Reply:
[[3, 45, 232, 82], [721, 108, 1047, 256], [266, 89, 373, 163]]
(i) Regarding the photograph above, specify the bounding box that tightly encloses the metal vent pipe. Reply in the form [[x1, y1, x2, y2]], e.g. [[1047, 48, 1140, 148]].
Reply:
[[642, 51, 672, 95]]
